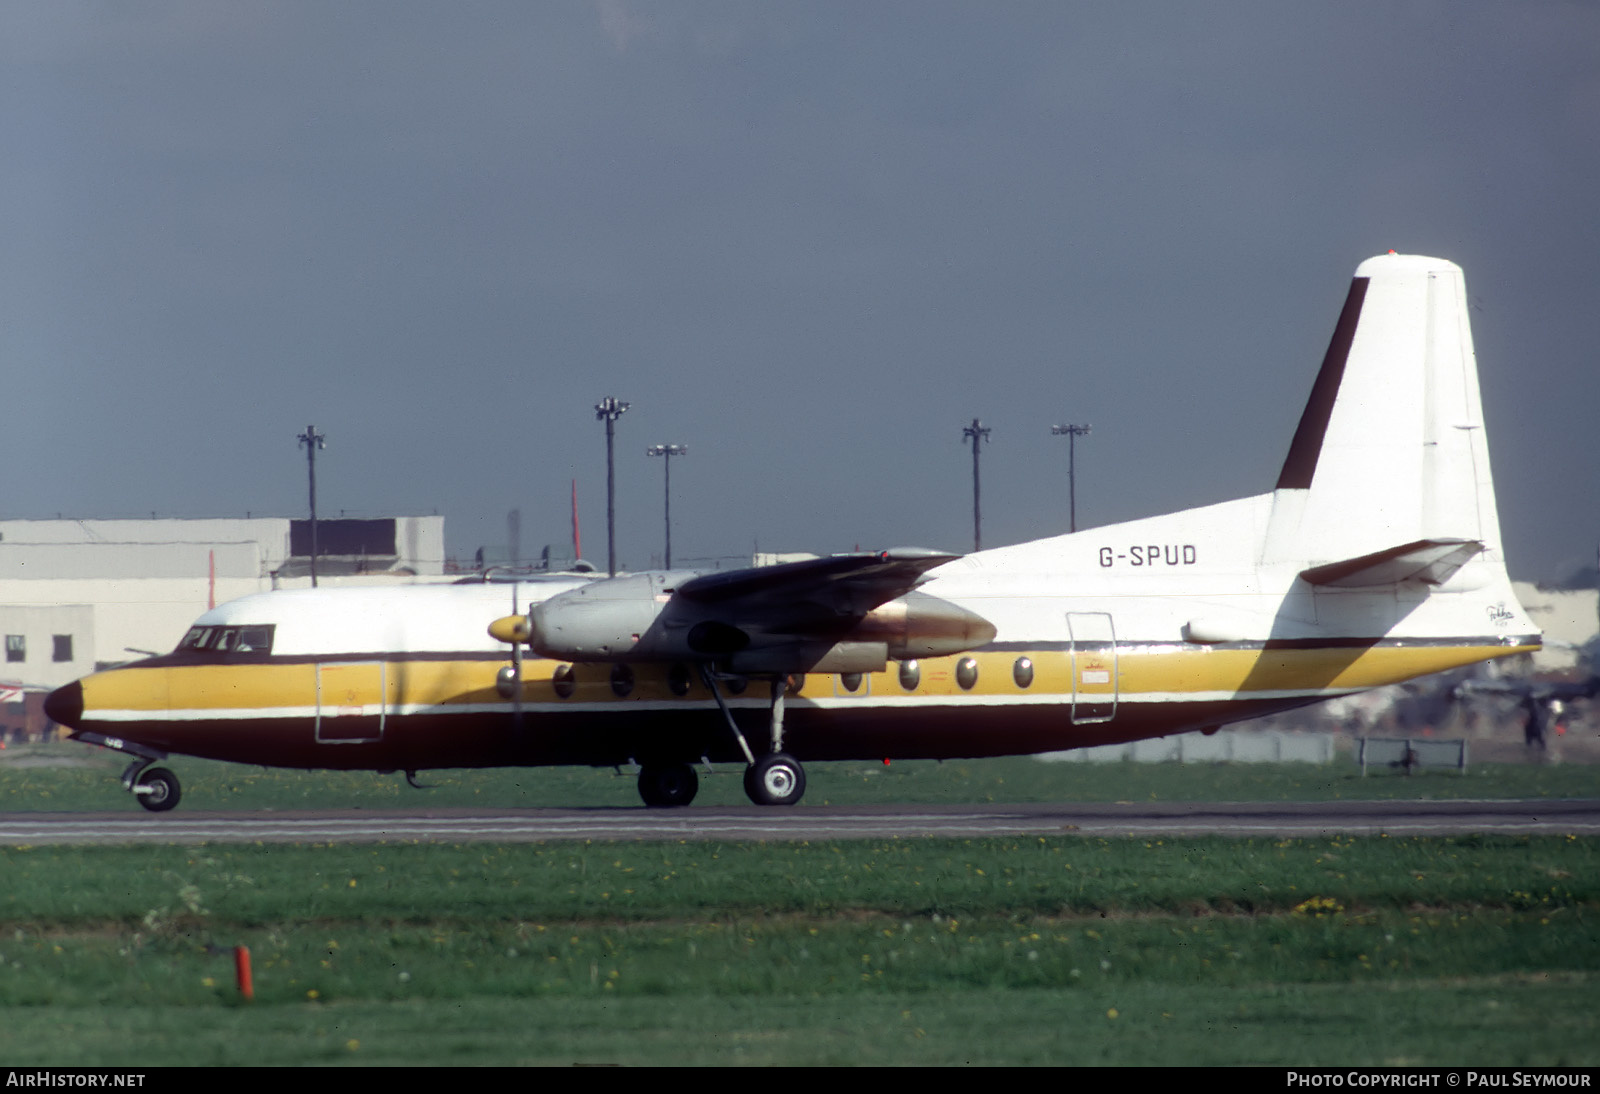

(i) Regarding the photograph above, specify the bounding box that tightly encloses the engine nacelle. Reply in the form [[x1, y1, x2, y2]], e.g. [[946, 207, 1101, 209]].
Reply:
[[526, 572, 688, 660], [854, 591, 997, 658]]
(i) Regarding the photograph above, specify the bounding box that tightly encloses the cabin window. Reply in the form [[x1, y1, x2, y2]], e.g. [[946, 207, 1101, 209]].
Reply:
[[5, 636, 23, 663], [668, 663, 692, 696], [52, 635, 73, 663], [1013, 657, 1034, 689], [956, 657, 979, 690], [839, 672, 862, 693], [610, 663, 634, 698], [898, 659, 920, 691], [552, 664, 576, 699]]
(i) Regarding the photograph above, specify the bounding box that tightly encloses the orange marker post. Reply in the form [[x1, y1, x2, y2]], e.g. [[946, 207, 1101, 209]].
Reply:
[[234, 945, 254, 1001]]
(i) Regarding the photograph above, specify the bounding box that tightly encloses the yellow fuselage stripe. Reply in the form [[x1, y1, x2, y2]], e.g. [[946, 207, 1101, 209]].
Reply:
[[80, 643, 1534, 718]]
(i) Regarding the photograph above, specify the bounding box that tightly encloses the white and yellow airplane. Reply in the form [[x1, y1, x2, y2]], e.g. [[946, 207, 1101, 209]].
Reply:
[[47, 253, 1539, 811]]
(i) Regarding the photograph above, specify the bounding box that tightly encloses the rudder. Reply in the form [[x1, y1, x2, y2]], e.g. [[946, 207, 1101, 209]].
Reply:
[[1262, 253, 1504, 575]]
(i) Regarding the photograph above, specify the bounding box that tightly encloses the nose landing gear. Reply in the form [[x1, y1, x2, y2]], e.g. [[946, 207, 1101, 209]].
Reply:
[[67, 731, 182, 813]]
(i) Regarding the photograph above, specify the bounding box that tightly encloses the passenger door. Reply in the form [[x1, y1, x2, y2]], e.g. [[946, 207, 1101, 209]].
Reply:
[[1066, 612, 1117, 724]]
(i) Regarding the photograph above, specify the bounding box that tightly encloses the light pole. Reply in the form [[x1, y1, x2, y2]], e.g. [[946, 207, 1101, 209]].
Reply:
[[594, 396, 630, 576], [647, 444, 687, 568], [297, 425, 326, 586], [963, 418, 991, 552], [1051, 423, 1091, 532]]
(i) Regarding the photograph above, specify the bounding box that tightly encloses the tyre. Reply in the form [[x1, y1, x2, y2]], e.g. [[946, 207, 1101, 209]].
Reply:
[[638, 763, 698, 807], [136, 767, 181, 812], [743, 752, 806, 806]]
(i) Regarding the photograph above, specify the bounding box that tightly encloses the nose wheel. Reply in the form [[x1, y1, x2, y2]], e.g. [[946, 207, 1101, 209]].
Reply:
[[134, 766, 181, 812]]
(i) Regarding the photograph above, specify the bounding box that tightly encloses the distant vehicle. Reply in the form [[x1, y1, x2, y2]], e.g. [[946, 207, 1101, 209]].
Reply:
[[47, 253, 1540, 810]]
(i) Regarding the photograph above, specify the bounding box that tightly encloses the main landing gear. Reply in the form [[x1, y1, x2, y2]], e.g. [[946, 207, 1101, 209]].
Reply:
[[691, 666, 808, 808], [625, 666, 810, 809], [625, 667, 809, 809]]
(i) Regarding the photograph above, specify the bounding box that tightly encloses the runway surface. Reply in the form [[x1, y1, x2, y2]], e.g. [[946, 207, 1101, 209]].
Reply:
[[3, 798, 1599, 844]]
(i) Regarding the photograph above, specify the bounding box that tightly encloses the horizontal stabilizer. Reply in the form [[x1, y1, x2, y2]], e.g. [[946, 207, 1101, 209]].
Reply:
[[1298, 538, 1482, 588]]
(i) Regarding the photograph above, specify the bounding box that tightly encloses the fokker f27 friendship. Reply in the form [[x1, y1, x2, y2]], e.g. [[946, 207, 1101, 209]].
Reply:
[[47, 254, 1540, 810]]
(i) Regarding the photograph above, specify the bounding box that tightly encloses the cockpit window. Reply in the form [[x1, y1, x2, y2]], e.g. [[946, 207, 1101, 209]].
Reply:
[[175, 625, 275, 658], [232, 626, 273, 653]]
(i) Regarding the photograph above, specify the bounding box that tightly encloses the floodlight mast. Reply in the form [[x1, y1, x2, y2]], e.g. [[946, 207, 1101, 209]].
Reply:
[[647, 444, 687, 568], [962, 418, 991, 552], [595, 397, 630, 576], [1051, 422, 1091, 533], [297, 425, 326, 587]]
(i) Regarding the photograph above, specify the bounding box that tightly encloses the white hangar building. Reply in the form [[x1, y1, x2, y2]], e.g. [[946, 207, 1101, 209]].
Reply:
[[0, 516, 446, 683]]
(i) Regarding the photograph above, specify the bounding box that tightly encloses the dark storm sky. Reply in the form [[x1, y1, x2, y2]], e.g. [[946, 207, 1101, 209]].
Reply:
[[3, 2, 1595, 582]]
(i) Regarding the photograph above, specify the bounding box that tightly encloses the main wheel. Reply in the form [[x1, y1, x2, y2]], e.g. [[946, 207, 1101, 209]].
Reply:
[[637, 763, 699, 808], [743, 752, 806, 806], [136, 767, 181, 812]]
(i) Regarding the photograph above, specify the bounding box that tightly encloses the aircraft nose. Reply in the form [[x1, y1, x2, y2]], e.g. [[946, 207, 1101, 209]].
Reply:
[[44, 680, 83, 730]]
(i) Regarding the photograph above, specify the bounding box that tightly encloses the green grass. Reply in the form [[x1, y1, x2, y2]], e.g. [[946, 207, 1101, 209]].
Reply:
[[6, 981, 1595, 1067], [3, 748, 1595, 1065], [0, 837, 1595, 1065], [3, 741, 1597, 812]]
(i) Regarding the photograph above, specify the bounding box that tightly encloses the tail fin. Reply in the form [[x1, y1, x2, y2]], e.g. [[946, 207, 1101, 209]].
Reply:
[[1262, 253, 1504, 579]]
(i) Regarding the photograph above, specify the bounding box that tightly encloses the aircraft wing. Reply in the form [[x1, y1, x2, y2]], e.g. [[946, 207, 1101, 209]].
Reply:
[[525, 547, 993, 672], [675, 547, 958, 612]]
